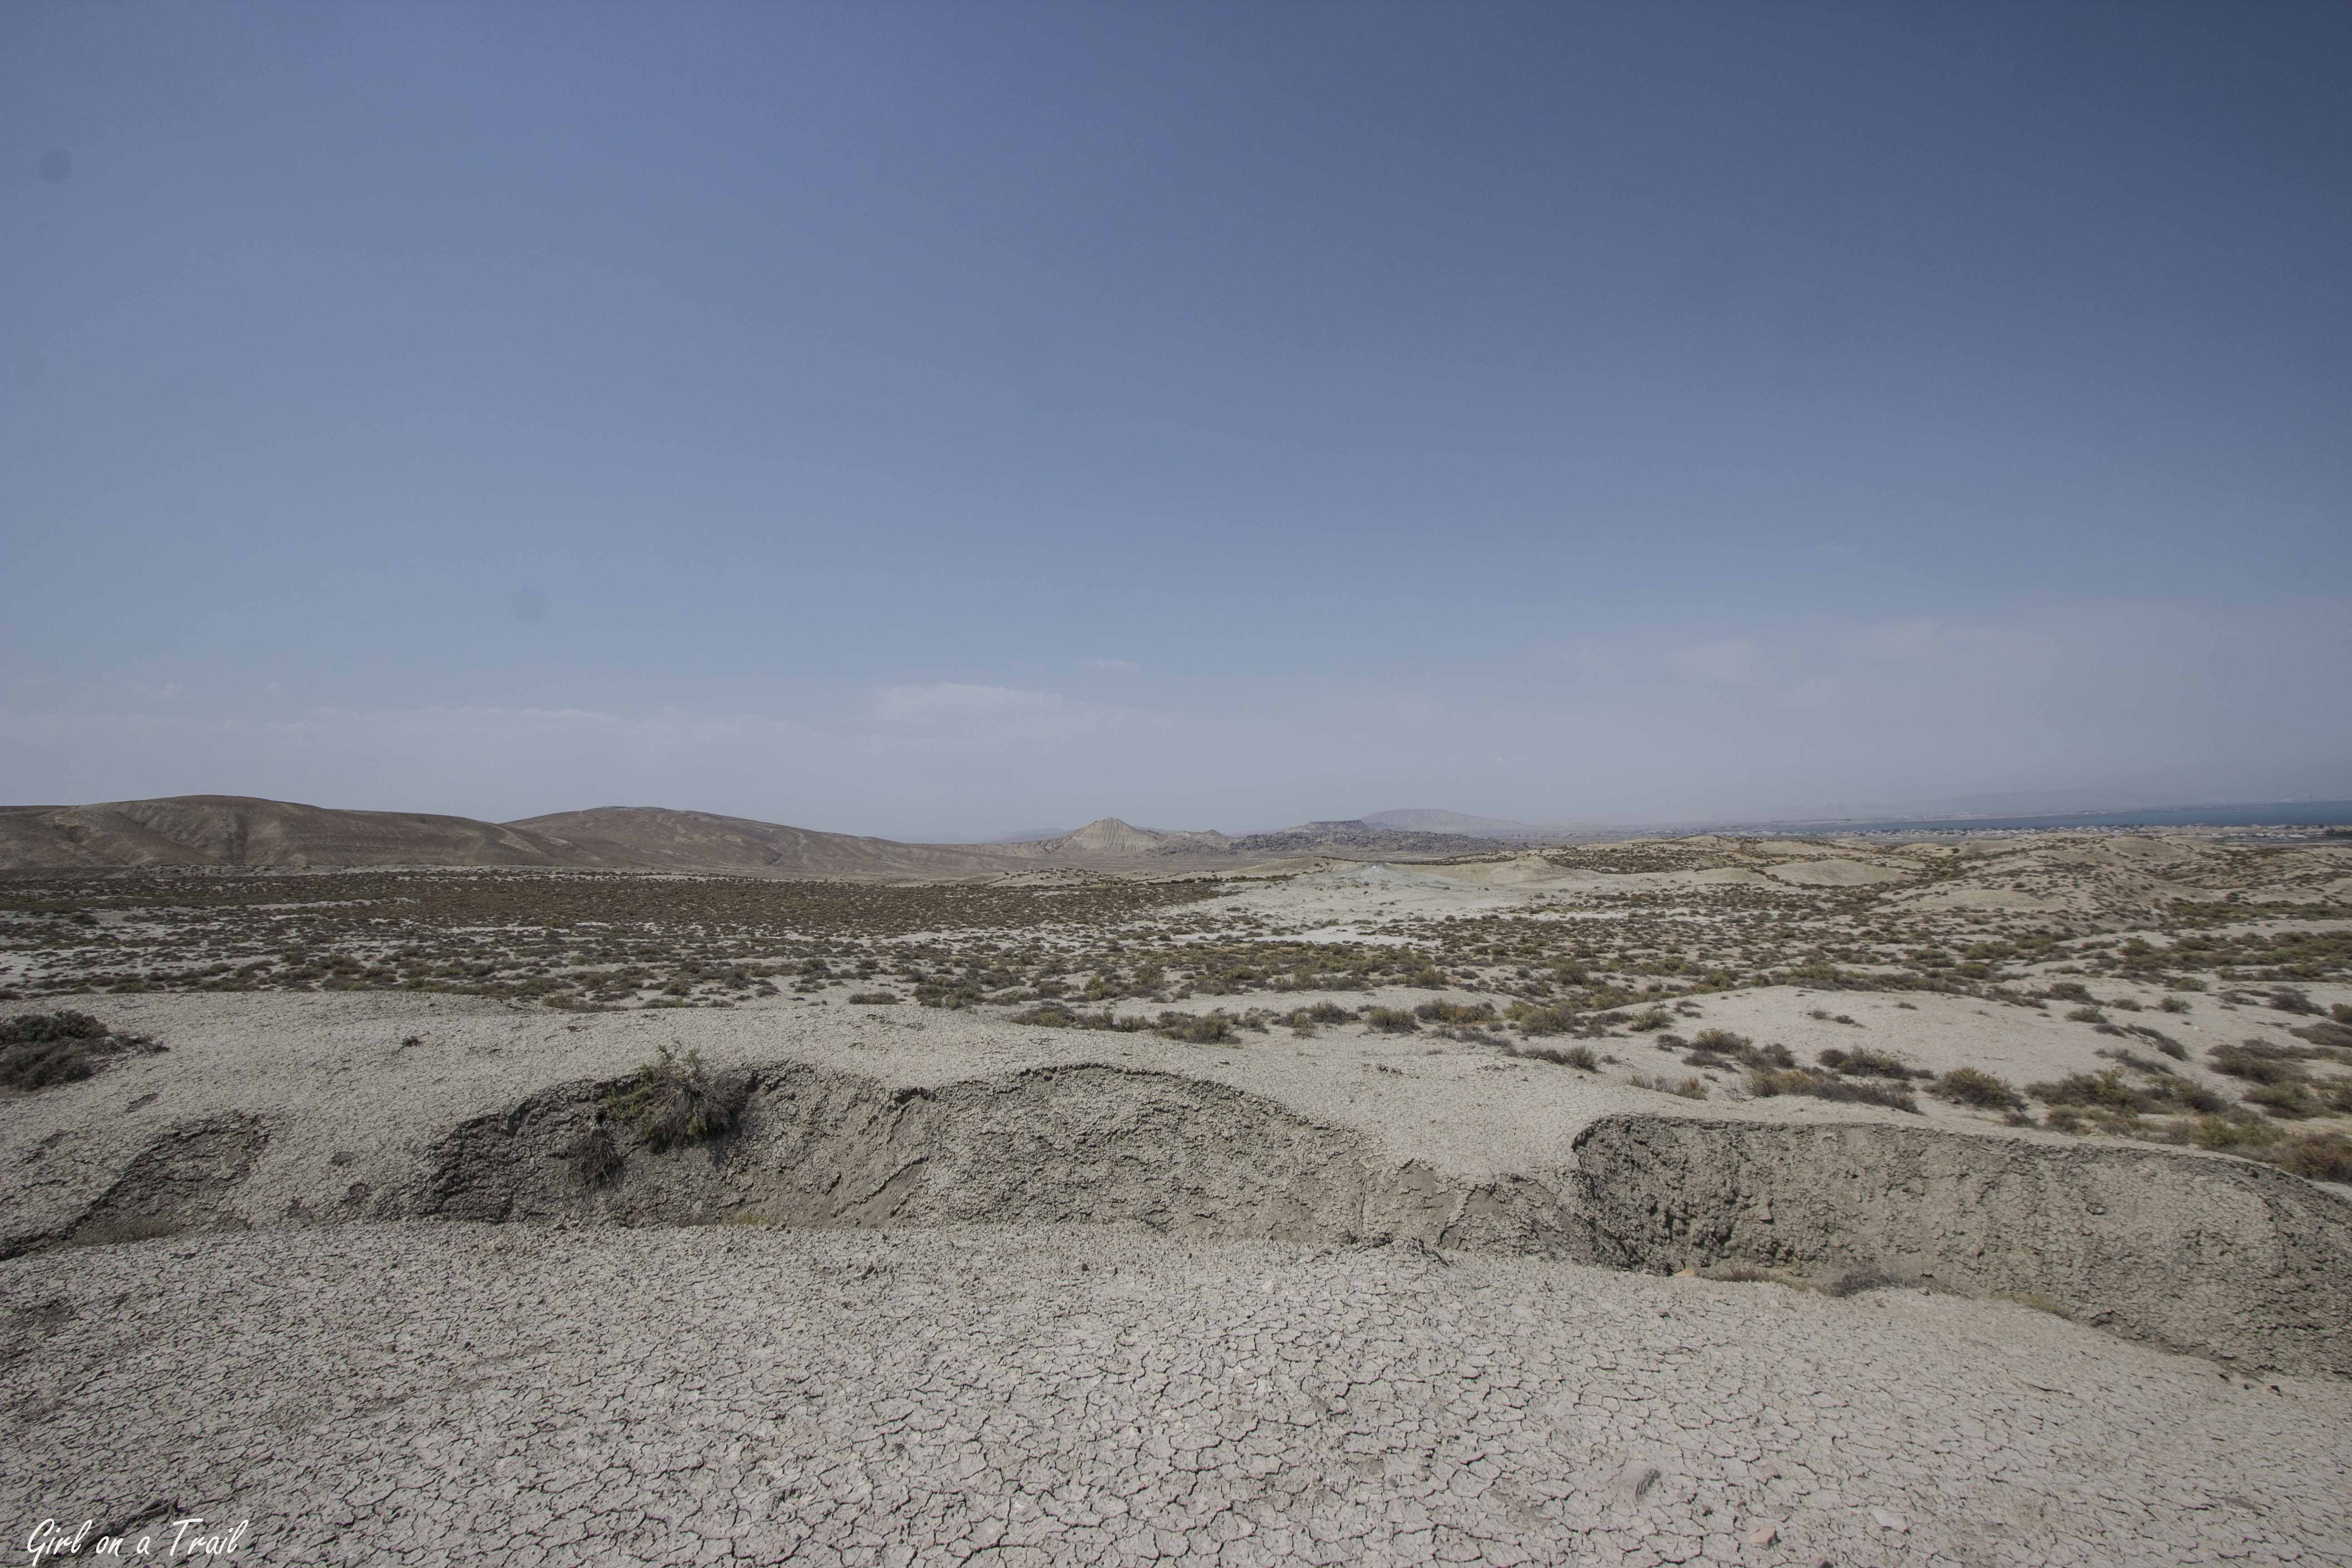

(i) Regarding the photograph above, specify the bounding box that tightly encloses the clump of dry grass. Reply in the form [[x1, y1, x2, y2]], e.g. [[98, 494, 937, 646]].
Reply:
[[1362, 1006, 1419, 1034], [561, 1120, 626, 1187], [1817, 1046, 1926, 1080], [1930, 1067, 2026, 1112], [604, 1044, 754, 1151], [1506, 1040, 1599, 1070], [1629, 1073, 1709, 1100], [1, 1010, 164, 1090], [1748, 1066, 1919, 1113], [1153, 1010, 1237, 1044]]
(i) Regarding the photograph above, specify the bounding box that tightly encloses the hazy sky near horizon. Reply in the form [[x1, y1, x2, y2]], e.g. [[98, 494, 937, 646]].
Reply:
[[5, 3, 2348, 837]]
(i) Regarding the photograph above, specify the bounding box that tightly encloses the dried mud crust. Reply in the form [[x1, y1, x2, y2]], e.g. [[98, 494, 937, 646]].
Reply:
[[5, 1225, 2348, 1568]]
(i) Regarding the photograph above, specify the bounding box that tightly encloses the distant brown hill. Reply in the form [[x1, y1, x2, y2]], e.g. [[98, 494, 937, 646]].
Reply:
[[985, 817, 1235, 861], [0, 797, 1508, 877], [0, 796, 595, 871], [511, 806, 1020, 879], [1231, 819, 1506, 857]]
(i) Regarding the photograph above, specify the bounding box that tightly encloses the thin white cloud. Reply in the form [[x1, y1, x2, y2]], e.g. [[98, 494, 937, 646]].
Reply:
[[1669, 639, 1759, 685], [865, 683, 1123, 752], [1081, 657, 1142, 672]]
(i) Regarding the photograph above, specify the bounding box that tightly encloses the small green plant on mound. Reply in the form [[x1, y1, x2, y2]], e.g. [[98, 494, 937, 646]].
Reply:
[[1931, 1067, 2026, 1112], [604, 1044, 754, 1152], [1, 1010, 165, 1090], [1748, 1066, 1919, 1113], [1362, 1006, 1419, 1034]]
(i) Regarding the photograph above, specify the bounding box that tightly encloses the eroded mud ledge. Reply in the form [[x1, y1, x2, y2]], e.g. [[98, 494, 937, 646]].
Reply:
[[34, 1058, 2352, 1374]]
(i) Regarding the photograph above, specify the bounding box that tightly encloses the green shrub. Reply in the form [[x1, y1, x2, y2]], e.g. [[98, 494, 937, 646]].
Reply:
[[1817, 1047, 1924, 1080], [1363, 1006, 1419, 1034], [1512, 1041, 1599, 1070], [1413, 1000, 1497, 1026], [2244, 1082, 2321, 1119], [604, 1045, 753, 1151], [1507, 1002, 1583, 1036], [2208, 1042, 2311, 1086], [2029, 1066, 2227, 1116], [1931, 1068, 2025, 1112], [847, 991, 900, 1005], [1749, 1066, 1919, 1113], [2265, 1131, 2352, 1183], [1628, 1006, 1671, 1033], [1154, 1010, 1236, 1044]]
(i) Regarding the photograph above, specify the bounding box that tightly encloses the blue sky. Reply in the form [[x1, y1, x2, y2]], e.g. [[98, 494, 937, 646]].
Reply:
[[4, 3, 2347, 835]]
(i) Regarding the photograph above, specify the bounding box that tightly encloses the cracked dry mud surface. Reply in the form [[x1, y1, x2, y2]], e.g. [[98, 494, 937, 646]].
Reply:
[[9, 1223, 2349, 1568]]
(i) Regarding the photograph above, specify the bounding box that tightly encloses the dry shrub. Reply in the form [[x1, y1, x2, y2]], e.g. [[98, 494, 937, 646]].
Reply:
[[561, 1120, 626, 1187], [605, 1044, 754, 1151], [1, 1010, 164, 1090], [1363, 1006, 1419, 1034], [1630, 1073, 1709, 1100], [1931, 1067, 2025, 1112], [2265, 1132, 2352, 1183], [1509, 1041, 1599, 1070], [1507, 1002, 1585, 1037], [1749, 1067, 1919, 1113], [1154, 1010, 1236, 1044], [1413, 1000, 1496, 1026], [2207, 1041, 2312, 1087], [1818, 1047, 1925, 1080]]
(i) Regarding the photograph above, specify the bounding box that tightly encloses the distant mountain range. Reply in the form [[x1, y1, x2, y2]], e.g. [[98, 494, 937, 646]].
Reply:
[[0, 797, 1517, 878]]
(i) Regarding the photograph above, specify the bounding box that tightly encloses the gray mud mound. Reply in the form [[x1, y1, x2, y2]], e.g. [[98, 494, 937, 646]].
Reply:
[[62, 1112, 273, 1248], [21, 1057, 2352, 1374], [1573, 1113, 2352, 1374], [406, 1061, 1578, 1252]]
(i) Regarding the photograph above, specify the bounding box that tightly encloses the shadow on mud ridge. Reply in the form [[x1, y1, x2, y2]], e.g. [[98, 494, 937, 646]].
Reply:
[[31, 1059, 2352, 1376]]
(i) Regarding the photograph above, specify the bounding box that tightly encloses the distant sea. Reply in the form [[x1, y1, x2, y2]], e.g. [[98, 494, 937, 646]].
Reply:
[[1780, 801, 2352, 834]]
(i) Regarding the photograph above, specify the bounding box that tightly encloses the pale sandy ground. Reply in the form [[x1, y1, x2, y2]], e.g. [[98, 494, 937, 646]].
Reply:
[[9, 978, 2299, 1250]]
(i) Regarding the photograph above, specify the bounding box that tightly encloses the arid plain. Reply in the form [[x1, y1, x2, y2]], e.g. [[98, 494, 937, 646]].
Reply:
[[4, 800, 2350, 1566]]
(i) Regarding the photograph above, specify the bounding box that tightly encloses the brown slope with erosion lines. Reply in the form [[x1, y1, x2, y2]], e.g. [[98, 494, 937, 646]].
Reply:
[[0, 795, 602, 870], [511, 806, 1024, 880]]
